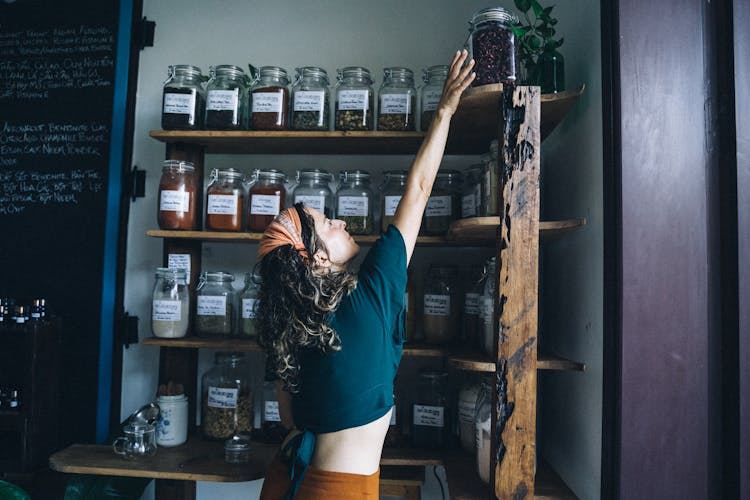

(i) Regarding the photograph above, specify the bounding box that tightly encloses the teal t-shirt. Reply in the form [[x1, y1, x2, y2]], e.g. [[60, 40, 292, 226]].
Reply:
[[292, 225, 407, 433]]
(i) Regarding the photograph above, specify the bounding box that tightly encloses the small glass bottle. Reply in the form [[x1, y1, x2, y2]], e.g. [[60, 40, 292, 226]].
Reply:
[[224, 434, 252, 463], [292, 169, 334, 217], [250, 66, 290, 130], [201, 352, 253, 440], [423, 264, 459, 344], [420, 65, 447, 131], [422, 170, 462, 235], [377, 67, 416, 131], [379, 170, 407, 232], [161, 64, 206, 130], [411, 370, 449, 449], [291, 66, 330, 130], [468, 7, 519, 86], [239, 271, 261, 338], [157, 160, 197, 230], [475, 376, 493, 483], [261, 381, 284, 442], [334, 67, 374, 131], [335, 170, 374, 235], [195, 271, 236, 337], [460, 164, 484, 219], [151, 267, 189, 339], [205, 65, 248, 130], [480, 257, 497, 356], [246, 169, 287, 232], [206, 168, 245, 232]]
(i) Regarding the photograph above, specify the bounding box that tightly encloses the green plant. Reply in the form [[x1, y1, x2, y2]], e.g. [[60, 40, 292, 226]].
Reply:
[[510, 0, 564, 84]]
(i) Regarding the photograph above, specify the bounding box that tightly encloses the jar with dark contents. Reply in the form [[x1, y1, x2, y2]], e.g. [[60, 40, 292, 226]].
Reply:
[[205, 65, 249, 130], [292, 169, 334, 217], [246, 169, 287, 232], [195, 271, 236, 337], [157, 160, 197, 230], [460, 164, 484, 219], [291, 67, 330, 130], [335, 170, 374, 234], [422, 264, 459, 345], [379, 170, 407, 232], [422, 170, 462, 235], [334, 67, 374, 131], [239, 271, 260, 338], [468, 7, 519, 86], [411, 370, 450, 449], [377, 67, 416, 131], [206, 168, 245, 232], [201, 352, 253, 440], [250, 66, 290, 130], [420, 65, 447, 131], [161, 65, 206, 130]]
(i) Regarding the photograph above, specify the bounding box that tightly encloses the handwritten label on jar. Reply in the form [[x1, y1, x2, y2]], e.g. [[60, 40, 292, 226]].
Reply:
[[197, 295, 227, 316], [164, 92, 196, 117], [253, 92, 283, 113], [242, 298, 258, 319], [207, 386, 238, 409], [426, 195, 451, 217], [168, 254, 191, 284], [160, 190, 190, 212], [294, 194, 325, 212], [207, 194, 238, 215], [294, 91, 325, 112], [338, 90, 369, 110], [413, 404, 444, 427], [424, 294, 450, 316], [250, 194, 280, 216], [264, 401, 281, 422], [464, 293, 480, 315], [384, 195, 401, 216], [380, 94, 410, 114], [338, 196, 368, 216], [462, 193, 477, 217], [422, 90, 442, 112], [207, 89, 239, 111], [152, 300, 182, 321]]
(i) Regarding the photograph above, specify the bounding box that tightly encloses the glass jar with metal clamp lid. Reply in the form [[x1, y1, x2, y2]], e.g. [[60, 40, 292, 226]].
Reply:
[[420, 65, 447, 131], [377, 67, 416, 131], [335, 170, 374, 234], [334, 67, 374, 131], [204, 64, 249, 130], [291, 168, 334, 217], [291, 66, 330, 130], [205, 168, 245, 232], [250, 66, 290, 130], [246, 169, 287, 232], [161, 64, 206, 130], [195, 271, 236, 337]]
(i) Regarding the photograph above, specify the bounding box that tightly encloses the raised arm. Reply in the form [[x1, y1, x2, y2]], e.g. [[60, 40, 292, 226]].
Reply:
[[392, 50, 475, 264]]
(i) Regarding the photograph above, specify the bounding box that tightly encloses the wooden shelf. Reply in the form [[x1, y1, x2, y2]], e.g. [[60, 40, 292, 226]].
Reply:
[[447, 217, 587, 243], [141, 336, 263, 351], [448, 350, 585, 373]]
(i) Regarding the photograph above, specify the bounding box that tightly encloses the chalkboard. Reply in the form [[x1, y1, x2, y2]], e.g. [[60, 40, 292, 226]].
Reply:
[[0, 0, 124, 445]]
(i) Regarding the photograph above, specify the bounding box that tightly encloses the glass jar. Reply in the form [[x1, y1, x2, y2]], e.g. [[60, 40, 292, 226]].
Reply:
[[291, 66, 330, 130], [206, 168, 245, 232], [161, 64, 205, 130], [224, 434, 252, 463], [334, 67, 374, 131], [475, 376, 493, 483], [292, 169, 334, 217], [151, 267, 189, 339], [422, 170, 462, 235], [379, 170, 407, 232], [377, 67, 416, 131], [335, 170, 374, 235], [460, 164, 484, 219], [468, 7, 519, 86], [246, 169, 287, 232], [201, 352, 253, 440], [260, 380, 284, 442], [480, 257, 497, 356], [250, 66, 290, 130], [483, 141, 499, 216], [462, 264, 485, 348], [204, 65, 249, 130], [420, 65, 447, 131], [239, 271, 260, 338], [411, 370, 449, 449], [195, 271, 236, 337], [423, 264, 459, 344], [157, 160, 197, 230], [457, 375, 482, 453]]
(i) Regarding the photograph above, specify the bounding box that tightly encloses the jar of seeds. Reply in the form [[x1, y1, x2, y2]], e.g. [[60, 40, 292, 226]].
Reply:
[[379, 170, 408, 232], [335, 170, 374, 235], [334, 67, 374, 131], [422, 170, 462, 235], [195, 271, 236, 337], [420, 65, 448, 131], [201, 352, 253, 440], [291, 67, 330, 130], [468, 7, 519, 86], [377, 67, 416, 131]]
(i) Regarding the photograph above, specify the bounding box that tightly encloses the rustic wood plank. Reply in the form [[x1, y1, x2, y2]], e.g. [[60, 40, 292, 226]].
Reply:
[[447, 217, 586, 243]]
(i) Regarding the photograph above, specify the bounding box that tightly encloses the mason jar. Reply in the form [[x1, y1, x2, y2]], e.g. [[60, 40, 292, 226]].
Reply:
[[480, 257, 497, 356], [204, 65, 249, 130], [260, 380, 284, 443], [151, 267, 189, 339], [420, 65, 447, 131], [379, 170, 407, 232], [411, 370, 449, 449], [201, 352, 253, 440], [246, 169, 287, 232], [462, 263, 486, 348], [334, 67, 374, 131], [239, 271, 260, 338], [195, 271, 236, 337], [483, 140, 500, 216], [292, 169, 334, 217], [250, 66, 290, 130], [157, 160, 197, 230], [161, 64, 205, 130], [423, 264, 459, 344], [475, 376, 493, 483], [468, 7, 519, 86], [206, 168, 245, 232], [291, 66, 330, 130], [457, 375, 482, 453], [422, 170, 462, 235], [335, 170, 374, 235], [460, 164, 484, 219], [377, 67, 416, 131]]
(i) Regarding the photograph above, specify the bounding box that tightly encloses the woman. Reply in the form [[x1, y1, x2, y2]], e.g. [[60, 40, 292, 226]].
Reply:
[[256, 50, 475, 499]]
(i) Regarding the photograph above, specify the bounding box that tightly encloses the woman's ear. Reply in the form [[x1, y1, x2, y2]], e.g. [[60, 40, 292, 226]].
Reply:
[[312, 249, 331, 270]]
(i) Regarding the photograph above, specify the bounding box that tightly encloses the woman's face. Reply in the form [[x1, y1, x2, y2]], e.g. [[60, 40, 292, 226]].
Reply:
[[305, 207, 360, 271]]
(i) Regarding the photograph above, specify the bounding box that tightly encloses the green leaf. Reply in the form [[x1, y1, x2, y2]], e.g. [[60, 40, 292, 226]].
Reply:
[[514, 0, 532, 12], [532, 0, 544, 17], [543, 6, 554, 16], [556, 37, 564, 48], [550, 18, 558, 25], [247, 64, 258, 80], [529, 35, 541, 49]]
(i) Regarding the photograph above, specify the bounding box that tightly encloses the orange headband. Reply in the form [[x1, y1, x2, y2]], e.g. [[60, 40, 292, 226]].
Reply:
[[257, 207, 310, 262]]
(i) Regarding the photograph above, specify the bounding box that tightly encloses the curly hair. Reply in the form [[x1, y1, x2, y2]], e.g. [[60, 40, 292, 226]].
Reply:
[[256, 203, 358, 394]]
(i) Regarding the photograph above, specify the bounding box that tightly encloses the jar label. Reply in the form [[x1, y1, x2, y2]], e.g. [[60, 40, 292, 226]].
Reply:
[[458, 400, 476, 423], [207, 194, 238, 214], [197, 295, 227, 316], [250, 194, 281, 215], [422, 90, 442, 112], [390, 405, 397, 425], [424, 294, 450, 316], [252, 92, 283, 113], [294, 91, 325, 112], [380, 94, 411, 114], [465, 293, 480, 315], [426, 195, 451, 217], [461, 194, 477, 217], [264, 401, 281, 422], [152, 300, 182, 321], [413, 404, 444, 427], [160, 190, 190, 212], [338, 196, 368, 216], [168, 254, 191, 284], [164, 92, 196, 118], [207, 89, 239, 111], [384, 195, 401, 216], [242, 298, 258, 319], [338, 90, 369, 110], [207, 386, 238, 409], [295, 194, 325, 212]]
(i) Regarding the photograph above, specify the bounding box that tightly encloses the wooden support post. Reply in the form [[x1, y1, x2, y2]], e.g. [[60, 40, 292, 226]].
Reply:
[[155, 479, 196, 500], [493, 85, 540, 499]]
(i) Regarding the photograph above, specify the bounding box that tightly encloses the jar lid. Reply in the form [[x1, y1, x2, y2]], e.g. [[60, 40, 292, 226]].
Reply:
[[224, 433, 252, 451], [202, 271, 235, 282], [384, 169, 408, 180], [215, 351, 246, 364], [155, 267, 187, 280], [436, 169, 462, 181], [382, 67, 414, 83], [169, 64, 203, 78], [297, 168, 332, 181], [339, 169, 371, 182], [128, 402, 161, 426], [419, 370, 449, 381], [255, 169, 287, 182], [214, 168, 245, 181], [469, 7, 519, 28], [162, 159, 194, 172], [295, 66, 329, 85], [337, 66, 372, 83], [422, 65, 449, 83]]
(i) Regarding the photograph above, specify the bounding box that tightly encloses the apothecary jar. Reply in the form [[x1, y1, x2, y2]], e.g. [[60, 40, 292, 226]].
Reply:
[[334, 67, 374, 131], [201, 352, 253, 440], [161, 64, 205, 130], [195, 271, 236, 338], [151, 267, 189, 339], [205, 168, 246, 232], [204, 65, 249, 130], [468, 7, 519, 86], [292, 169, 334, 217], [291, 66, 330, 130], [377, 67, 416, 131], [335, 170, 374, 235]]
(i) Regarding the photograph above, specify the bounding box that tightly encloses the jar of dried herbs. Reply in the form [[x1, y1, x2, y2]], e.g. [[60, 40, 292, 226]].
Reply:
[[411, 370, 449, 449], [334, 67, 374, 131], [161, 64, 205, 130], [239, 271, 260, 338], [420, 65, 447, 131], [422, 170, 462, 235], [422, 264, 459, 344], [206, 168, 246, 231], [379, 170, 407, 232], [468, 7, 519, 86], [460, 164, 484, 219], [250, 66, 290, 130], [377, 67, 416, 131], [201, 352, 253, 440], [292, 169, 334, 217], [291, 66, 330, 131], [204, 65, 249, 130], [335, 170, 374, 234], [195, 271, 236, 337]]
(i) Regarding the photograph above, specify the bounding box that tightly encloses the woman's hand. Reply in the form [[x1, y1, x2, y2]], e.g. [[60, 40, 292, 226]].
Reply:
[[436, 49, 476, 118]]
